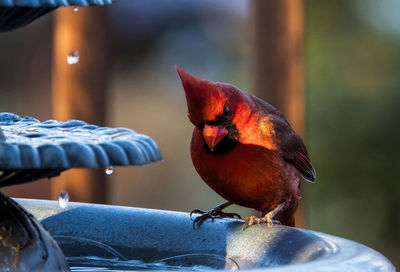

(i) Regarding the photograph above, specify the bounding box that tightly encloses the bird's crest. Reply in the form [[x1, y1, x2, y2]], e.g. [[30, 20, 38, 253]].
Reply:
[[176, 66, 227, 126]]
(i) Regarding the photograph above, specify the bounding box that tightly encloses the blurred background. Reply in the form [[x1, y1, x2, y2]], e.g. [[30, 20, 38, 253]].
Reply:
[[0, 0, 398, 268]]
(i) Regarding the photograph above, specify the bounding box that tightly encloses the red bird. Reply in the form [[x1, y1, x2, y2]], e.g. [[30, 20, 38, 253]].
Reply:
[[176, 66, 316, 229]]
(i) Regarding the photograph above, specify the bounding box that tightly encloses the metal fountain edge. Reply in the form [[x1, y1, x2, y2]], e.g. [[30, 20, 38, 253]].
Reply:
[[15, 198, 395, 272]]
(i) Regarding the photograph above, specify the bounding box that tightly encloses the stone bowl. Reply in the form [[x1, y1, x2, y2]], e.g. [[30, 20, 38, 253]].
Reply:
[[17, 198, 395, 271]]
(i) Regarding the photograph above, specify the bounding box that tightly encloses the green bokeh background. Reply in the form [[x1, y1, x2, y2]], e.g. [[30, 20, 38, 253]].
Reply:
[[306, 0, 400, 267]]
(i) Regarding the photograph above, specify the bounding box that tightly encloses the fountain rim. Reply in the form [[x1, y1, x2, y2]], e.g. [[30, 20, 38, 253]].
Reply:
[[15, 198, 396, 272]]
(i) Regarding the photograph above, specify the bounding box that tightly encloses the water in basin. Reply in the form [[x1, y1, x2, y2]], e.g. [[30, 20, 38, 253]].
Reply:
[[55, 235, 240, 271]]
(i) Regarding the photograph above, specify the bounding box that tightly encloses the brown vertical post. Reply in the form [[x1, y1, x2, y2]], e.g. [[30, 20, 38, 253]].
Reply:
[[2, 20, 53, 200], [251, 0, 305, 135], [51, 6, 109, 203], [251, 0, 306, 226]]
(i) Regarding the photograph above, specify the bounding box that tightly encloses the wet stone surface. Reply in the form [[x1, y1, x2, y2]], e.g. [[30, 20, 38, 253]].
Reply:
[[0, 112, 162, 170]]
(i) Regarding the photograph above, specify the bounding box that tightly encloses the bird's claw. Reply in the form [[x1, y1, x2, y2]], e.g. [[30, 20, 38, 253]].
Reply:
[[192, 212, 210, 228], [242, 203, 285, 230], [190, 209, 205, 219], [241, 215, 281, 230], [190, 208, 241, 229]]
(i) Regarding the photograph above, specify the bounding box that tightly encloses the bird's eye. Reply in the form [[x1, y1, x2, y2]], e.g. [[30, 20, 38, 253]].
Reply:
[[222, 106, 231, 117]]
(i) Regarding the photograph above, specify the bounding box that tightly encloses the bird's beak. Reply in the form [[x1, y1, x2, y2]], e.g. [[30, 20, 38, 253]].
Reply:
[[202, 124, 228, 151]]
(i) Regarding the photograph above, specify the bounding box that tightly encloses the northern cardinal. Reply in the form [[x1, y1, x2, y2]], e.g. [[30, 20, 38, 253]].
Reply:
[[176, 66, 316, 229]]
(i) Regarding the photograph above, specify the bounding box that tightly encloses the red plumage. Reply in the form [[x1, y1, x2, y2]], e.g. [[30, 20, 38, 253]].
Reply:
[[177, 66, 316, 228]]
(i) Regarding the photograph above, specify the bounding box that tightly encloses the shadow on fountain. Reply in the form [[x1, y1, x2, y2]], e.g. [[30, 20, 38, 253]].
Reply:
[[0, 192, 69, 271], [0, 6, 55, 31]]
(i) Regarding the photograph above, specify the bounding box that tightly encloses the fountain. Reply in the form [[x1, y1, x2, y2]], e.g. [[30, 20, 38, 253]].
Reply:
[[0, 1, 396, 271], [17, 198, 396, 271], [0, 112, 162, 270]]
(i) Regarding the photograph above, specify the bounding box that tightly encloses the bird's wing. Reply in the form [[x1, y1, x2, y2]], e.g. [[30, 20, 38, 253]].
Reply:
[[269, 115, 316, 182]]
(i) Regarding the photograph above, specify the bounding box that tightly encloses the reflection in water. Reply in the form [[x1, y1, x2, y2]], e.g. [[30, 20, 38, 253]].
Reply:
[[55, 235, 239, 271], [54, 235, 127, 260], [69, 254, 239, 271], [158, 253, 239, 270]]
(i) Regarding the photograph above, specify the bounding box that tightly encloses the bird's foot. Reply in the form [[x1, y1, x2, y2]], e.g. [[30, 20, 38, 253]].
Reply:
[[241, 215, 281, 230], [190, 202, 241, 229], [241, 203, 285, 230]]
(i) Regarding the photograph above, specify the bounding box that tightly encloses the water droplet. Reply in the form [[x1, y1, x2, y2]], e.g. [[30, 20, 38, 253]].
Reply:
[[74, 6, 79, 12], [105, 167, 114, 175], [58, 192, 69, 208], [67, 50, 79, 65]]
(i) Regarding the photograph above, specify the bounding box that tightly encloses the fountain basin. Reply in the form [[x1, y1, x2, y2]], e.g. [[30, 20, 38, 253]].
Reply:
[[16, 198, 395, 271]]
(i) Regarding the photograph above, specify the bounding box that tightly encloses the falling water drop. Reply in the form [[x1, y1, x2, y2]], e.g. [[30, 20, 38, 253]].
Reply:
[[58, 192, 69, 209], [105, 166, 114, 175], [67, 50, 79, 65], [74, 6, 79, 12]]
